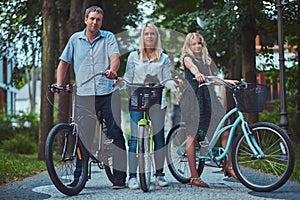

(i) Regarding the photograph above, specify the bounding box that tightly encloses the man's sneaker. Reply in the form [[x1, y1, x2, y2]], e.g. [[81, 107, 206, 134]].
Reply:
[[112, 185, 125, 189], [112, 179, 126, 190], [128, 178, 139, 190], [155, 176, 169, 187]]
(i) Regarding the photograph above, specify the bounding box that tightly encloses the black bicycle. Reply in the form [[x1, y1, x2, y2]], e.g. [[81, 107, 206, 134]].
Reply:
[[45, 74, 114, 196]]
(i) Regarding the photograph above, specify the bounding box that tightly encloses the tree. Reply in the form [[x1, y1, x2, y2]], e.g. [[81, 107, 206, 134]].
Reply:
[[0, 0, 42, 113], [297, 0, 300, 143], [38, 0, 56, 160], [237, 0, 258, 123]]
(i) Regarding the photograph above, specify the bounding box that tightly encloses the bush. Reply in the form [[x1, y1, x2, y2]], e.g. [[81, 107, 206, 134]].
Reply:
[[1, 134, 37, 154], [260, 98, 298, 142], [0, 112, 39, 144]]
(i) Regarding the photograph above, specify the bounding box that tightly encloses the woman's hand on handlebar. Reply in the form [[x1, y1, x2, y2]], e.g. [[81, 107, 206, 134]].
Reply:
[[113, 77, 124, 87], [225, 79, 238, 86], [195, 72, 206, 83], [174, 77, 184, 88]]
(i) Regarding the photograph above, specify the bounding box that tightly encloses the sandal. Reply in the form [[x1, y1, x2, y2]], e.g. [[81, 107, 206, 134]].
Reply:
[[188, 178, 209, 188], [223, 166, 239, 181]]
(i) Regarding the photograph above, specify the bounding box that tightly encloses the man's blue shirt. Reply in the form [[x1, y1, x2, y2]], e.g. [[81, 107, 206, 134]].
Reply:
[[60, 29, 120, 95]]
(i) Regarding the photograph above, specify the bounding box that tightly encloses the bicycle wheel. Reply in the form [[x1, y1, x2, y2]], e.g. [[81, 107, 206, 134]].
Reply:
[[45, 124, 88, 196], [138, 125, 152, 192], [104, 150, 114, 184], [232, 122, 295, 192], [166, 123, 205, 183]]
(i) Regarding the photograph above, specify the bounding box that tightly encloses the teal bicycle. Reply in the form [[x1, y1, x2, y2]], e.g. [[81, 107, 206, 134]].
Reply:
[[166, 76, 295, 192]]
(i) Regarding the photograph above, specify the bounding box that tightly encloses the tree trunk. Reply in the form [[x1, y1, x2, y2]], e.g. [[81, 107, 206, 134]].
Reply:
[[226, 41, 242, 113], [296, 0, 300, 143], [38, 0, 56, 160], [240, 0, 257, 123], [56, 0, 83, 124]]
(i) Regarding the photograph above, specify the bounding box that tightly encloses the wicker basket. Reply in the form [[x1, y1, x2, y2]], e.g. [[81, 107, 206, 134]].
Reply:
[[234, 84, 266, 113], [128, 85, 164, 112]]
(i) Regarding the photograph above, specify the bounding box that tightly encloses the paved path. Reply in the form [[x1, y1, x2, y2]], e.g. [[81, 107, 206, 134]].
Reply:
[[1, 163, 299, 200]]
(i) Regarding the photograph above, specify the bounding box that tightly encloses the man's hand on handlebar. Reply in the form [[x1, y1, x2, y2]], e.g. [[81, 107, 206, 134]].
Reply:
[[105, 70, 117, 79], [50, 84, 61, 93], [49, 84, 73, 93]]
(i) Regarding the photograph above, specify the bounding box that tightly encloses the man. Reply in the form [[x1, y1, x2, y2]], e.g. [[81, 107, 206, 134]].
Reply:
[[54, 6, 127, 189]]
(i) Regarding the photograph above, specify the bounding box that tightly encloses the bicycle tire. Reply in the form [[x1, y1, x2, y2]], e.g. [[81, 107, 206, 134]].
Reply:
[[166, 123, 205, 183], [94, 153, 113, 184], [138, 125, 152, 192], [232, 122, 295, 192], [45, 124, 88, 196], [104, 156, 114, 183]]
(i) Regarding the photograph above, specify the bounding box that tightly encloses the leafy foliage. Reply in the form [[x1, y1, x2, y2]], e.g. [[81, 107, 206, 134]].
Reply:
[[0, 0, 42, 61], [152, 0, 298, 72], [260, 63, 299, 139], [0, 112, 39, 144], [0, 0, 42, 89], [1, 134, 37, 154]]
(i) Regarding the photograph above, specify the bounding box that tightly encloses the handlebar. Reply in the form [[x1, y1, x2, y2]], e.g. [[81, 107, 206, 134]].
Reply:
[[195, 75, 248, 90], [119, 77, 177, 88], [76, 72, 117, 87], [49, 71, 118, 93]]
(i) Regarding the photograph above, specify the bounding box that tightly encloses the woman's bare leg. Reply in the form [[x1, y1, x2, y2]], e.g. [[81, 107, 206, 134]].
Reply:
[[220, 130, 238, 180], [186, 135, 199, 178], [186, 135, 209, 187]]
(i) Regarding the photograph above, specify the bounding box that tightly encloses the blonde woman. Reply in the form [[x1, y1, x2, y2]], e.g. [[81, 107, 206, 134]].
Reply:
[[180, 32, 237, 188], [123, 23, 181, 190]]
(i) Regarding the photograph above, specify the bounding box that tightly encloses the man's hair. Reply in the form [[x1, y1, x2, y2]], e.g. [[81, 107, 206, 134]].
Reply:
[[84, 6, 104, 18]]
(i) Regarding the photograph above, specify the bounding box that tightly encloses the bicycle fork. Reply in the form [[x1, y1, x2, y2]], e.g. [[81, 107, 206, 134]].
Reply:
[[137, 118, 151, 154], [240, 114, 265, 159]]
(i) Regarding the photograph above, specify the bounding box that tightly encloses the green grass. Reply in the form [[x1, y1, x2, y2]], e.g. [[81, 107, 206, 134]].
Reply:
[[0, 149, 47, 185]]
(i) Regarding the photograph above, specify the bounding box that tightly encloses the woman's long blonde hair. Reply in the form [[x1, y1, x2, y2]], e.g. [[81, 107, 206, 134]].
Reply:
[[180, 32, 211, 67], [138, 23, 161, 62]]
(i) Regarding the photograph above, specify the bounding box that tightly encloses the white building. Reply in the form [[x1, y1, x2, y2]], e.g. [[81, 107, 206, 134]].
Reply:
[[0, 56, 18, 114], [15, 80, 41, 114]]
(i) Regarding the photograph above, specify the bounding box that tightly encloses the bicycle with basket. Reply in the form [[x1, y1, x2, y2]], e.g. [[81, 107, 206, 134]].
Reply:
[[123, 80, 164, 192], [166, 75, 295, 192]]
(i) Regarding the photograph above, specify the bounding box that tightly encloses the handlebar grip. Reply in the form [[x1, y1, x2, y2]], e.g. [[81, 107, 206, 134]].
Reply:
[[236, 80, 248, 88], [48, 84, 73, 93]]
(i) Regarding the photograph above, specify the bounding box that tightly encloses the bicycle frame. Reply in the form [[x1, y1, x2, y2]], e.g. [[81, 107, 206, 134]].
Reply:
[[51, 83, 112, 170], [207, 107, 265, 163], [45, 72, 116, 195], [137, 112, 154, 153]]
